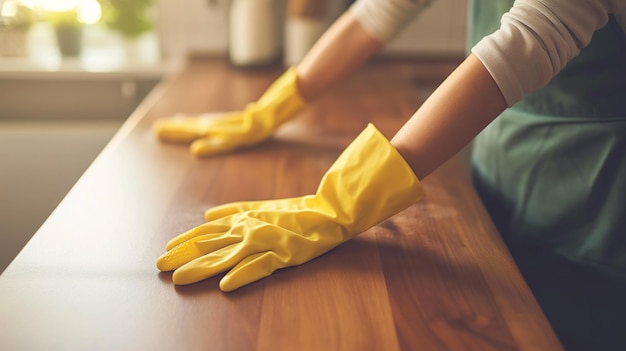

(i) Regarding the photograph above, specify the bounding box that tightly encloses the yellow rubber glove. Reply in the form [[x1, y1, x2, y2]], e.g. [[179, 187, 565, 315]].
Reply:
[[153, 67, 306, 156], [156, 124, 425, 291]]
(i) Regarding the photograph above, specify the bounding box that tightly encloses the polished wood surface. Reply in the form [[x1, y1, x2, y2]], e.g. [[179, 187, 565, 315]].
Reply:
[[0, 58, 563, 351]]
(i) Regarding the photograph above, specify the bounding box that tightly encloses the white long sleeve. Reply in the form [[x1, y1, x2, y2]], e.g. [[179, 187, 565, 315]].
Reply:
[[351, 0, 626, 108], [471, 0, 626, 106]]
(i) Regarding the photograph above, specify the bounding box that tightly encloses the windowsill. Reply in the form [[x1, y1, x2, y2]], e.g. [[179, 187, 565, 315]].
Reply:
[[0, 22, 183, 80]]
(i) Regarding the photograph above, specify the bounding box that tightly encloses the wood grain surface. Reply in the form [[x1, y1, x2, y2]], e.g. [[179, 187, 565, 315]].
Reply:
[[0, 57, 564, 351]]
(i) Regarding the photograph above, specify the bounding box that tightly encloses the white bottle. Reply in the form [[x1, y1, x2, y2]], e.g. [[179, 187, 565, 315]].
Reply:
[[228, 0, 281, 67]]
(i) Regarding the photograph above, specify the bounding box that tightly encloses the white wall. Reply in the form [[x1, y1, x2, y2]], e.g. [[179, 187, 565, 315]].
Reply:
[[156, 0, 468, 59]]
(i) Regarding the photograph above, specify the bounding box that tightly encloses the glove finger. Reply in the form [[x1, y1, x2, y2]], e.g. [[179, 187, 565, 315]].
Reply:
[[170, 218, 278, 285], [157, 232, 239, 272], [153, 112, 243, 143], [203, 196, 310, 222], [201, 113, 251, 134], [171, 241, 250, 285], [152, 114, 211, 143], [165, 220, 233, 251], [203, 201, 269, 222], [189, 134, 248, 157], [219, 251, 283, 292], [189, 111, 270, 157]]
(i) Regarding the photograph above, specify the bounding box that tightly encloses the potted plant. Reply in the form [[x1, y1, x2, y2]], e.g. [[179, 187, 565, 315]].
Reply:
[[47, 9, 83, 57], [100, 1, 152, 36], [98, 0, 154, 57], [0, 1, 35, 57]]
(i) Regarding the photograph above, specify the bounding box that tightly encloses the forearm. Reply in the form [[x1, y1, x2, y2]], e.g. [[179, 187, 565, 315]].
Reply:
[[296, 10, 384, 101], [391, 0, 622, 179], [391, 54, 507, 179]]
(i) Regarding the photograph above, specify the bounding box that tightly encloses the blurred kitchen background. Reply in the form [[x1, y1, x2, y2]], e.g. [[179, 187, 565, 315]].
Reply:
[[0, 0, 467, 272]]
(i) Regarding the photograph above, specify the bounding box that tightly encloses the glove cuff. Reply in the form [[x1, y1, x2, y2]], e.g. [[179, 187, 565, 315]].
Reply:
[[249, 66, 307, 128], [316, 123, 425, 235]]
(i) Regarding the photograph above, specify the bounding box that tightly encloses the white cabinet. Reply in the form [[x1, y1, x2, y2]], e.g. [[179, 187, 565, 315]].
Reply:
[[0, 121, 121, 273], [0, 76, 159, 273]]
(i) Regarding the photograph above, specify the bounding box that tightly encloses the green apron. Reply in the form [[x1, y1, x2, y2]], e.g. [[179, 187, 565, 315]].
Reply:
[[469, 0, 626, 281], [468, 2, 626, 349]]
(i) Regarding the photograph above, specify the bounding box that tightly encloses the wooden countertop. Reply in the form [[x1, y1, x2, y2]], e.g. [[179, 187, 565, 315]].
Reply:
[[0, 58, 563, 351]]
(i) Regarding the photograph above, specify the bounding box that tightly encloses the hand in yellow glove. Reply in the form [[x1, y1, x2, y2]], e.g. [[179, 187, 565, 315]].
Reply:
[[153, 67, 306, 156], [156, 124, 425, 291]]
